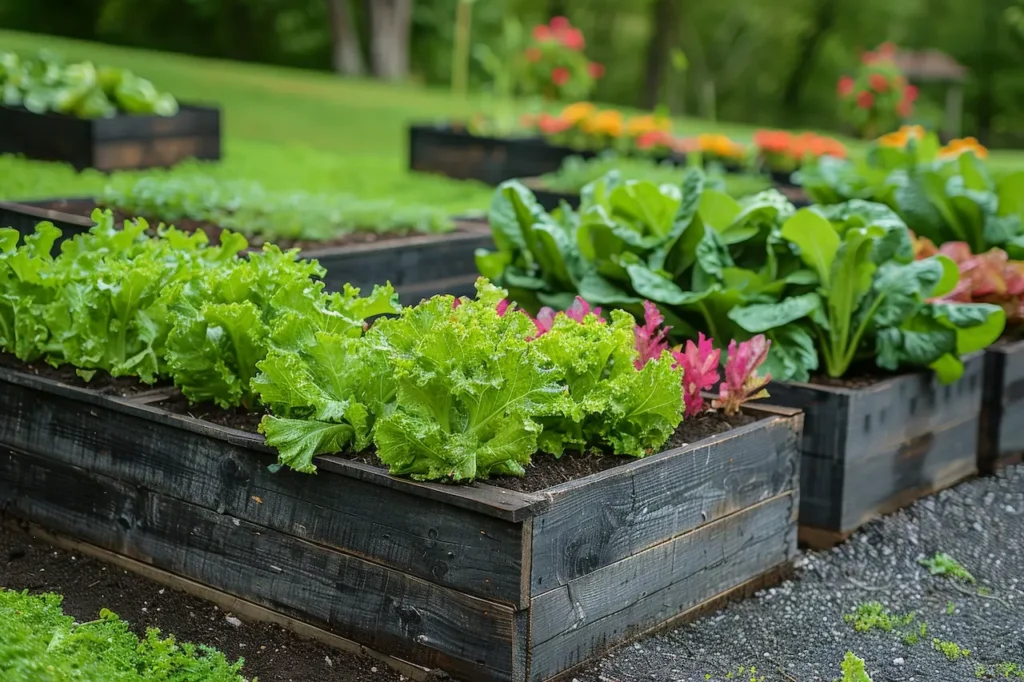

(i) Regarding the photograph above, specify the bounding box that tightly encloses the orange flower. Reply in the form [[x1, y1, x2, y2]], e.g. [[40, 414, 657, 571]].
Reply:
[[559, 102, 596, 126], [697, 133, 746, 159], [938, 137, 988, 160], [876, 125, 925, 148], [626, 113, 672, 137], [753, 130, 794, 154], [581, 109, 624, 137]]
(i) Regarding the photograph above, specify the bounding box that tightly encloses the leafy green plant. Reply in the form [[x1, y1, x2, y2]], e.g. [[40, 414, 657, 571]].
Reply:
[[798, 132, 1024, 256], [844, 602, 916, 633], [933, 638, 971, 661], [728, 203, 1006, 382], [920, 552, 977, 583], [0, 589, 248, 681], [840, 652, 874, 682], [1, 50, 178, 118], [102, 174, 455, 242]]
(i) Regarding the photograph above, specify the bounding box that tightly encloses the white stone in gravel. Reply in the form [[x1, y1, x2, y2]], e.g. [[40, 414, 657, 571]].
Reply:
[[1007, 505, 1016, 513], [894, 657, 905, 665], [225, 615, 242, 627]]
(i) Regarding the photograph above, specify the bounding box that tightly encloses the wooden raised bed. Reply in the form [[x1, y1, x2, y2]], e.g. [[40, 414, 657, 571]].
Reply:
[[409, 124, 590, 186], [979, 339, 1024, 473], [0, 366, 801, 682], [0, 198, 493, 304], [765, 354, 984, 548], [0, 104, 221, 171]]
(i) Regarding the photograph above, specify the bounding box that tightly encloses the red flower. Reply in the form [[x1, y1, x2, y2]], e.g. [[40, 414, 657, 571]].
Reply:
[[558, 27, 585, 50], [869, 73, 889, 92], [525, 47, 542, 63], [856, 90, 875, 109], [588, 61, 605, 78], [904, 84, 919, 102], [536, 112, 572, 135], [551, 67, 570, 86], [533, 24, 552, 41], [878, 41, 897, 57], [837, 76, 855, 97], [550, 16, 571, 31], [897, 98, 914, 117]]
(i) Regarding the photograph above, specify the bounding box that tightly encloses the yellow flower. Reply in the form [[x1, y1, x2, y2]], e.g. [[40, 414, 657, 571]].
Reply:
[[697, 133, 746, 159], [876, 124, 925, 148], [559, 102, 597, 126], [938, 136, 988, 160], [581, 109, 624, 137], [626, 113, 672, 137]]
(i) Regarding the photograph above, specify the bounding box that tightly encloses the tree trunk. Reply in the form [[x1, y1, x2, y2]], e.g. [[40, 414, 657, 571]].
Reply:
[[780, 0, 837, 113], [368, 0, 413, 81], [642, 0, 680, 110], [326, 0, 365, 75]]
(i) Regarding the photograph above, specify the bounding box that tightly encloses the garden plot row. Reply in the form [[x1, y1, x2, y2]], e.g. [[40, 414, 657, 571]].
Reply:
[[3, 187, 1023, 682], [0, 199, 490, 303]]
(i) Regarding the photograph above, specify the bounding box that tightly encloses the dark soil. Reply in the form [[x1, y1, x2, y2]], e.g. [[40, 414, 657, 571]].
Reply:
[[34, 198, 486, 251], [154, 392, 267, 433], [806, 372, 898, 389], [0, 353, 168, 397], [0, 522, 406, 682], [491, 410, 759, 493]]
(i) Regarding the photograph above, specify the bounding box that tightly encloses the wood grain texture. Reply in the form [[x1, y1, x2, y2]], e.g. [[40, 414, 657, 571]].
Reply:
[[4, 520, 436, 682], [408, 125, 584, 185], [979, 340, 1024, 473], [0, 449, 518, 682], [0, 104, 220, 171], [0, 369, 533, 604], [530, 411, 801, 596], [527, 493, 797, 682], [0, 367, 547, 523], [770, 355, 983, 535]]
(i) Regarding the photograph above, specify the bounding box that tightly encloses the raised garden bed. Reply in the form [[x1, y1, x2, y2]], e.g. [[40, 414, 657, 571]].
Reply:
[[0, 104, 221, 171], [0, 198, 493, 303], [764, 354, 985, 549], [979, 339, 1024, 474], [0, 364, 801, 682], [409, 124, 591, 186]]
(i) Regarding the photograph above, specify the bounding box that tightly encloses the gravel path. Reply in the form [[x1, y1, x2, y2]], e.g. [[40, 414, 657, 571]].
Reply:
[[571, 464, 1024, 682]]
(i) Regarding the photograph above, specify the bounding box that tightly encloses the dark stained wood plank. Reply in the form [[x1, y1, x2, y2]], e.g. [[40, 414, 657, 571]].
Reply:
[[0, 370, 531, 605], [0, 368, 548, 523], [980, 340, 1024, 472], [530, 413, 801, 596], [6, 520, 436, 682], [0, 448, 518, 682], [527, 493, 797, 682], [764, 381, 850, 459]]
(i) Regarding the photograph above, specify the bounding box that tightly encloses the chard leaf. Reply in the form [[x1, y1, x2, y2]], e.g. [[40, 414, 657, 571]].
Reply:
[[780, 209, 839, 285]]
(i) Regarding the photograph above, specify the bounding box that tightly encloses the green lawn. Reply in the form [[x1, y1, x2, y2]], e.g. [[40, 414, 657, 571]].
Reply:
[[2, 29, 1023, 211]]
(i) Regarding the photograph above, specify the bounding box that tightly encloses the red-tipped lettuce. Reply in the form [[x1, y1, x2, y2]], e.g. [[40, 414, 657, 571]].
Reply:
[[672, 333, 721, 417], [712, 335, 771, 416]]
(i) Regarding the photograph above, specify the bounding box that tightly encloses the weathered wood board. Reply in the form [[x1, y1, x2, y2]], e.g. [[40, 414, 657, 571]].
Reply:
[[0, 199, 493, 304], [408, 125, 587, 186], [0, 366, 801, 682], [766, 353, 984, 545], [979, 340, 1024, 473], [0, 104, 221, 171]]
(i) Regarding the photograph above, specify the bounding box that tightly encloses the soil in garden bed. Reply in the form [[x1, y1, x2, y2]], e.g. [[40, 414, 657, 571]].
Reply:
[[154, 392, 268, 433], [0, 353, 169, 397], [0, 522, 406, 682], [806, 371, 901, 389], [29, 198, 488, 251]]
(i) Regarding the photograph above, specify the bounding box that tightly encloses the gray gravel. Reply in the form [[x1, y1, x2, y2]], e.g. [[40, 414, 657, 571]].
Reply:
[[570, 464, 1024, 682]]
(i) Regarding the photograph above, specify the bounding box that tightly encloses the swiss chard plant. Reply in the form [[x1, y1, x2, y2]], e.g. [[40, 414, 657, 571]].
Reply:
[[477, 169, 799, 343], [727, 204, 1006, 383]]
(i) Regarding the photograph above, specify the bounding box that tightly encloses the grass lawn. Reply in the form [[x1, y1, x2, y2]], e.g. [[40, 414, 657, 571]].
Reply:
[[2, 29, 1023, 211]]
